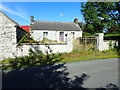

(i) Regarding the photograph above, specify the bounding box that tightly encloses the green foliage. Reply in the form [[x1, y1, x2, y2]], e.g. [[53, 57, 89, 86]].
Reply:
[[62, 49, 118, 63], [78, 22, 86, 31], [2, 47, 63, 70], [81, 2, 120, 34], [17, 33, 39, 45], [105, 34, 120, 37], [101, 48, 117, 54]]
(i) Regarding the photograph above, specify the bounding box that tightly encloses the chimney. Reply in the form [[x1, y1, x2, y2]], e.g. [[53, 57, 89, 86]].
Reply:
[[30, 16, 34, 24], [74, 18, 78, 24]]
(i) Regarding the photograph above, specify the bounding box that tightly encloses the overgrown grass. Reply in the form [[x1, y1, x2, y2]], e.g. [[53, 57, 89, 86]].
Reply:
[[62, 38, 119, 63], [19, 36, 65, 44], [61, 50, 118, 63], [39, 38, 65, 44]]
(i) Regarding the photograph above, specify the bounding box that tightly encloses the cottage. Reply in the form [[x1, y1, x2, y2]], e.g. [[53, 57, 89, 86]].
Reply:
[[30, 16, 82, 42], [0, 11, 26, 60]]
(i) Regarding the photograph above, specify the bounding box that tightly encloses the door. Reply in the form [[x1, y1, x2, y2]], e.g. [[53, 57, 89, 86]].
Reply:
[[59, 32, 64, 42]]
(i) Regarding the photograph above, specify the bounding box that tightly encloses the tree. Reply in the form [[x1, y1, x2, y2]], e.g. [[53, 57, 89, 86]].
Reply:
[[78, 21, 86, 31], [81, 2, 120, 35]]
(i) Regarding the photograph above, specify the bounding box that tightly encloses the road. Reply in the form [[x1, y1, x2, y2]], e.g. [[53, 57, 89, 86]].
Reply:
[[65, 58, 119, 88], [2, 58, 119, 88]]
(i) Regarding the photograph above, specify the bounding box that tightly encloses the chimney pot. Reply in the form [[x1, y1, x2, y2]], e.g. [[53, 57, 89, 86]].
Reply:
[[30, 16, 34, 23], [74, 18, 78, 24]]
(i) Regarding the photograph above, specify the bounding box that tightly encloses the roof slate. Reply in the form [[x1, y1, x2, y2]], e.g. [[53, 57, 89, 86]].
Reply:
[[31, 21, 81, 31]]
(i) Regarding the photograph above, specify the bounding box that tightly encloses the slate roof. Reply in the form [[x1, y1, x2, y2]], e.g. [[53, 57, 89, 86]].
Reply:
[[31, 21, 81, 31]]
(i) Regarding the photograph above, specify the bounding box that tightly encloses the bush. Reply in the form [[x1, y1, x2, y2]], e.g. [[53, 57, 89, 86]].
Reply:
[[83, 32, 95, 37], [2, 48, 63, 70]]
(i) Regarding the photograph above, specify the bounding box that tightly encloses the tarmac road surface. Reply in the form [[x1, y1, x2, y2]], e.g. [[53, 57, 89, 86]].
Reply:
[[2, 58, 119, 88], [65, 58, 119, 88]]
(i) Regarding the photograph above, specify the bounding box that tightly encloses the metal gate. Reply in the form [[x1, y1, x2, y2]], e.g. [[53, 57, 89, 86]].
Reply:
[[79, 37, 97, 50]]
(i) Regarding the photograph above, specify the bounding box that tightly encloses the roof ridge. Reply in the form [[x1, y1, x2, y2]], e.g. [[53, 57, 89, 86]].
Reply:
[[34, 20, 74, 24]]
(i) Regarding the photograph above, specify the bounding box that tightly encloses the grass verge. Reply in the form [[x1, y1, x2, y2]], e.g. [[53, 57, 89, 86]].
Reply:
[[1, 49, 119, 69], [61, 53, 118, 63], [1, 51, 119, 64]]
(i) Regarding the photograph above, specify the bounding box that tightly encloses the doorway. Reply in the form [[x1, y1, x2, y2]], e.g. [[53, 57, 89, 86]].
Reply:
[[59, 32, 64, 42]]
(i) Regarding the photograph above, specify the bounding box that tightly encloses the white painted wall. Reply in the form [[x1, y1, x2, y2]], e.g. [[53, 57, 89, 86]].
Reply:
[[31, 30, 57, 41], [96, 33, 118, 51], [15, 34, 73, 57], [31, 30, 82, 42], [74, 31, 82, 38]]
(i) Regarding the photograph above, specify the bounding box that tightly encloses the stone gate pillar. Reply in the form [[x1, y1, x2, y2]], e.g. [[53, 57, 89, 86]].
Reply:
[[96, 33, 104, 51], [66, 33, 73, 52]]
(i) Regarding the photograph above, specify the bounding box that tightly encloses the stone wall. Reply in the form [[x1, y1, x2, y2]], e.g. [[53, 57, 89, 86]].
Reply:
[[0, 12, 17, 60]]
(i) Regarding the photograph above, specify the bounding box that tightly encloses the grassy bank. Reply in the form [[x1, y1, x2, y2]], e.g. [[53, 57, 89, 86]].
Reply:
[[61, 51, 118, 63]]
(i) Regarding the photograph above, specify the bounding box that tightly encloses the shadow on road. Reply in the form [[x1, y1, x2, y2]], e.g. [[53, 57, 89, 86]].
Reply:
[[2, 63, 89, 88], [2, 63, 119, 89]]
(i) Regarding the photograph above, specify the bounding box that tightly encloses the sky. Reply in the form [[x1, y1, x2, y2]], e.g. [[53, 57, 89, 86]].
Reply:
[[0, 2, 86, 25]]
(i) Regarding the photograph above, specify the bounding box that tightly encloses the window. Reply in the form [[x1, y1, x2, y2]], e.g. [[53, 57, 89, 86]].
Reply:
[[71, 32, 75, 38], [43, 32, 48, 37]]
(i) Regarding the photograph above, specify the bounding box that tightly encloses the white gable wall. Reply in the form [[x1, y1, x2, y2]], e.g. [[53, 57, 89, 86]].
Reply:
[[74, 30, 82, 38], [0, 12, 17, 60]]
